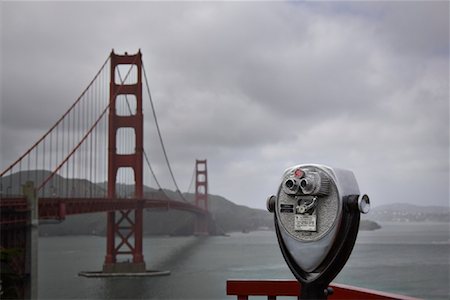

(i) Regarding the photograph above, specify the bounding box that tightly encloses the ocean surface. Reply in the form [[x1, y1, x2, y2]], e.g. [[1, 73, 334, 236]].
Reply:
[[38, 222, 449, 299]]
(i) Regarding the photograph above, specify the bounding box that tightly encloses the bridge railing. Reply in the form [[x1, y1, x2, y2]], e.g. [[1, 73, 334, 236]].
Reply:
[[226, 280, 419, 300], [1, 196, 208, 224]]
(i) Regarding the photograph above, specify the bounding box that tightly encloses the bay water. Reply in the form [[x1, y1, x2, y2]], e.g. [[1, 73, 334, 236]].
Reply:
[[39, 222, 449, 299]]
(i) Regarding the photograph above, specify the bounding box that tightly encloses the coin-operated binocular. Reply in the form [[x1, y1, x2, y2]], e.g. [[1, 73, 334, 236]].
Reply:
[[267, 164, 370, 299]]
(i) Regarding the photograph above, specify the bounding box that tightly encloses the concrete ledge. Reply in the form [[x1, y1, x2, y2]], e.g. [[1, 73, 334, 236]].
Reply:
[[78, 270, 171, 277]]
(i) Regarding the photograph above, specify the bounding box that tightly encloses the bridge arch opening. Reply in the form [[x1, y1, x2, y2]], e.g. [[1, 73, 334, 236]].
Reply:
[[198, 174, 206, 182], [115, 64, 138, 85], [197, 163, 206, 171], [116, 128, 136, 155], [115, 95, 137, 116], [115, 167, 135, 198]]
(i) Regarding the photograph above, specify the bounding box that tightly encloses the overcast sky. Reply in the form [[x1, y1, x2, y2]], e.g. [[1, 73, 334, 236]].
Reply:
[[1, 1, 449, 210]]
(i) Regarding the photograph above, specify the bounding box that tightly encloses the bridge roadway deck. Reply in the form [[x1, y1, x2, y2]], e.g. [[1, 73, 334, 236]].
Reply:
[[1, 196, 207, 225]]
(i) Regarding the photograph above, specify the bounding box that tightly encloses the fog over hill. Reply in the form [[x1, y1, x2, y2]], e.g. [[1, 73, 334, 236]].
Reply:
[[2, 170, 381, 235], [0, 170, 274, 235], [364, 203, 450, 223], [37, 190, 275, 236], [0, 170, 106, 198]]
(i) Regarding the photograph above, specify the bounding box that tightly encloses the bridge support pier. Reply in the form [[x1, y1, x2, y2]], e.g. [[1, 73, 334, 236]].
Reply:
[[1, 182, 39, 299], [23, 182, 38, 299], [102, 204, 146, 273], [194, 215, 209, 236]]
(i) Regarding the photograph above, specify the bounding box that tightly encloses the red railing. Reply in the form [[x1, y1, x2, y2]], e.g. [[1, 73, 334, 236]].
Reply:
[[226, 280, 420, 300]]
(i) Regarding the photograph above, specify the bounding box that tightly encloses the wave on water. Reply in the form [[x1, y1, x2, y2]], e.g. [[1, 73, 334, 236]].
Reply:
[[431, 240, 450, 245], [228, 264, 287, 272]]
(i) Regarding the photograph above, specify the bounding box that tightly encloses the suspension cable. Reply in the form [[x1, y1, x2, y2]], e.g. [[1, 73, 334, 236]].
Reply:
[[142, 62, 188, 202], [116, 69, 171, 201], [0, 55, 111, 177], [187, 166, 196, 195], [37, 56, 137, 191], [143, 151, 170, 200]]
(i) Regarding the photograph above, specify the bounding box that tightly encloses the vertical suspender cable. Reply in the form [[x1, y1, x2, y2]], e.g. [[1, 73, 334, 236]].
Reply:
[[61, 116, 64, 194], [8, 169, 12, 196], [36, 56, 135, 193], [27, 150, 30, 182], [84, 89, 87, 198], [103, 117, 106, 197], [94, 72, 98, 196], [66, 108, 70, 197], [56, 116, 59, 194], [2, 57, 109, 175], [35, 144, 38, 189], [41, 132, 47, 197], [18, 160, 21, 195], [89, 83, 93, 197], [72, 102, 76, 196]]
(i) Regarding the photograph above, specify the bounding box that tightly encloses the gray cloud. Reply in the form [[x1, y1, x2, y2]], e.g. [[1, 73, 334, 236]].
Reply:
[[1, 1, 448, 209]]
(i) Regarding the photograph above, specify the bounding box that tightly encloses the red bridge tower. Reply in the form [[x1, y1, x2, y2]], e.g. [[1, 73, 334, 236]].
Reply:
[[104, 50, 145, 273], [194, 159, 209, 235]]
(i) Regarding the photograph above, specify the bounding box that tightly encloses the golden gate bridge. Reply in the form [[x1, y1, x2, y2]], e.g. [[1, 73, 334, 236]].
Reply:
[[0, 50, 210, 297]]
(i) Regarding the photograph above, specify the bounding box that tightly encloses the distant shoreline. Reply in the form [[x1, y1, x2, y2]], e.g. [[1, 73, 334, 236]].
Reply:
[[359, 220, 381, 231]]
